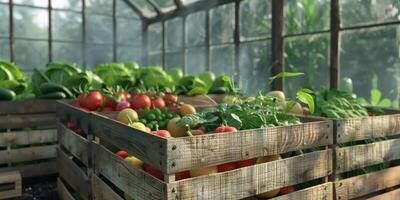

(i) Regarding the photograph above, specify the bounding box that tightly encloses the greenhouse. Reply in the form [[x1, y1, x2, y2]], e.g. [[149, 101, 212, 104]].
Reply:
[[0, 0, 400, 200]]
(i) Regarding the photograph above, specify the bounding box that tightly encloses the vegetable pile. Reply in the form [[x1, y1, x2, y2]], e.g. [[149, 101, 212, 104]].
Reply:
[[0, 61, 29, 100]]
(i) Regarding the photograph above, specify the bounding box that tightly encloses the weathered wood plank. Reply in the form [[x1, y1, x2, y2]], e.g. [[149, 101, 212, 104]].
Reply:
[[58, 147, 91, 200], [0, 129, 57, 146], [0, 113, 56, 129], [178, 94, 224, 106], [0, 161, 57, 178], [167, 121, 333, 173], [167, 150, 332, 200], [0, 145, 57, 164], [0, 100, 57, 115], [57, 101, 91, 134], [270, 182, 333, 200], [367, 187, 400, 200], [336, 111, 400, 143], [92, 175, 124, 200], [335, 165, 400, 200], [0, 171, 21, 200], [58, 123, 89, 166], [92, 142, 166, 200], [91, 112, 168, 172], [336, 138, 400, 173], [57, 178, 75, 200]]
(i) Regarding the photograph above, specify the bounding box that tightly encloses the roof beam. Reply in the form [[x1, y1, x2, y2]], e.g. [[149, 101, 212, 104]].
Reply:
[[122, 0, 148, 21], [174, 0, 184, 9], [145, 0, 162, 15], [147, 0, 236, 24]]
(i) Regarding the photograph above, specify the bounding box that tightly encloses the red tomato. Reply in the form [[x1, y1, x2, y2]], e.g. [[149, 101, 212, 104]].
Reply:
[[130, 95, 151, 110], [175, 171, 191, 181], [147, 92, 157, 99], [163, 94, 178, 104], [215, 126, 226, 133], [123, 92, 131, 100], [191, 129, 205, 136], [80, 91, 104, 111], [215, 126, 237, 133], [166, 104, 178, 109], [102, 107, 115, 113], [116, 150, 129, 159], [105, 94, 127, 109], [151, 130, 171, 138], [116, 101, 131, 111], [143, 164, 164, 180], [152, 97, 165, 109], [66, 122, 77, 130], [280, 186, 296, 195], [74, 128, 85, 137], [217, 162, 237, 172], [236, 158, 257, 168], [78, 94, 87, 107]]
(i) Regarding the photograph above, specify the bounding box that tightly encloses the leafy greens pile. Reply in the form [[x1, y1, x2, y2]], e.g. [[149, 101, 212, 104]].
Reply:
[[0, 61, 29, 95]]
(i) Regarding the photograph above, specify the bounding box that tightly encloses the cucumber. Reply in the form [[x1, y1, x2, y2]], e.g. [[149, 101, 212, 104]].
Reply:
[[39, 91, 67, 99], [209, 87, 228, 94], [39, 82, 73, 98], [0, 88, 16, 101]]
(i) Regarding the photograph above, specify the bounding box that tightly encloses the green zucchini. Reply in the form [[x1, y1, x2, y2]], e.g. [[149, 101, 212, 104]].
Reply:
[[0, 88, 16, 101], [39, 91, 67, 99], [39, 82, 73, 98], [209, 87, 228, 94]]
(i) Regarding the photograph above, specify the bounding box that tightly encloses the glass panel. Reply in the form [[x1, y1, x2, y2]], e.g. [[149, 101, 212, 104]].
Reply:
[[86, 14, 113, 44], [340, 26, 400, 108], [117, 46, 142, 64], [182, 0, 201, 5], [129, 0, 157, 18], [52, 11, 82, 41], [165, 51, 183, 69], [284, 0, 330, 35], [240, 0, 272, 40], [148, 23, 162, 51], [52, 0, 82, 10], [15, 40, 48, 70], [14, 0, 48, 7], [153, 0, 176, 12], [0, 0, 9, 3], [148, 52, 162, 66], [85, 0, 112, 15], [116, 0, 139, 18], [86, 44, 113, 68], [284, 33, 330, 97], [341, 0, 400, 27], [239, 40, 271, 95], [166, 18, 183, 50], [0, 4, 9, 36], [14, 6, 48, 39], [186, 11, 205, 47], [186, 47, 206, 75], [210, 4, 234, 45], [0, 38, 10, 61], [117, 18, 141, 46], [210, 45, 234, 77], [52, 42, 83, 66]]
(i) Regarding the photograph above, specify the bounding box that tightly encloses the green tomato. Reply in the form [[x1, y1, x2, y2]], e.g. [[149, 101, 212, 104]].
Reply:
[[146, 113, 156, 120], [161, 107, 169, 114], [152, 109, 162, 116]]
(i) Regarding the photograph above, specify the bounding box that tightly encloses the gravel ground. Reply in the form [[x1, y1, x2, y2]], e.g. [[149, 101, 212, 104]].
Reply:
[[8, 174, 59, 200]]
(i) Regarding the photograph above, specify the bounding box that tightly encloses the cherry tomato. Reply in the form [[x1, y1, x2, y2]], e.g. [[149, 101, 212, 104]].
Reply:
[[217, 162, 237, 172], [163, 94, 178, 104], [143, 164, 164, 180], [215, 126, 237, 133], [236, 158, 257, 168], [130, 95, 151, 110], [151, 130, 171, 138], [152, 97, 165, 109], [175, 171, 191, 181], [116, 150, 129, 159]]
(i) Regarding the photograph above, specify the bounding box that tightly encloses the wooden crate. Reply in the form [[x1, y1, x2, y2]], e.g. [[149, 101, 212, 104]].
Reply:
[[0, 171, 21, 199], [57, 100, 91, 134], [332, 108, 400, 200], [0, 100, 57, 178], [57, 178, 75, 200], [179, 94, 225, 107]]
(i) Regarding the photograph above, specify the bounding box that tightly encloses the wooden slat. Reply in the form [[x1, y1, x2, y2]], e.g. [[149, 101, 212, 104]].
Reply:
[[0, 99, 57, 115], [57, 101, 91, 134], [167, 150, 332, 200], [57, 178, 75, 200], [336, 138, 400, 173], [167, 121, 333, 173], [0, 161, 57, 178], [92, 175, 124, 200], [58, 147, 91, 200], [0, 113, 56, 129], [335, 165, 400, 200], [0, 171, 21, 200], [0, 129, 57, 146], [270, 182, 333, 200], [91, 112, 168, 172], [58, 123, 89, 166], [92, 142, 166, 200], [0, 145, 57, 164], [178, 94, 224, 106], [367, 187, 400, 200], [336, 111, 400, 143]]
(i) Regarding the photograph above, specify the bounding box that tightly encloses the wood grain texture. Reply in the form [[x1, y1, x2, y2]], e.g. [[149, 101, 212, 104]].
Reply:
[[0, 161, 57, 178], [58, 147, 91, 200], [336, 111, 400, 143], [167, 150, 332, 200], [167, 121, 332, 173], [58, 123, 89, 166], [367, 187, 400, 200], [0, 171, 21, 200], [57, 101, 91, 134], [335, 165, 400, 200], [336, 138, 400, 173], [0, 99, 57, 115], [0, 129, 57, 146], [0, 113, 56, 129], [92, 142, 166, 200], [57, 178, 75, 200], [0, 145, 57, 164], [178, 94, 224, 106], [270, 182, 333, 200], [92, 175, 124, 200], [91, 112, 168, 172]]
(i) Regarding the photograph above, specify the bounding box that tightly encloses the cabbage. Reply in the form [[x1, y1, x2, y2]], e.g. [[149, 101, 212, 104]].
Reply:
[[0, 61, 29, 94]]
